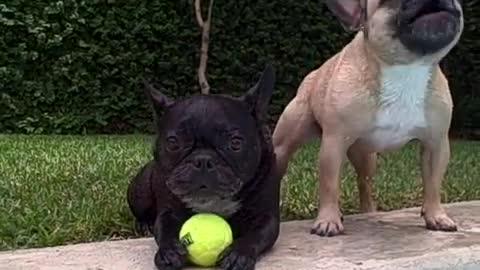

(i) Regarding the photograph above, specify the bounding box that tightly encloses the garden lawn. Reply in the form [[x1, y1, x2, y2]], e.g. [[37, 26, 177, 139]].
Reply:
[[0, 135, 479, 251]]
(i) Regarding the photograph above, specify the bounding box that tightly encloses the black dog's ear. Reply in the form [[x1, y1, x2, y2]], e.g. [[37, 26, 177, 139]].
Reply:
[[240, 64, 276, 121], [142, 78, 174, 114]]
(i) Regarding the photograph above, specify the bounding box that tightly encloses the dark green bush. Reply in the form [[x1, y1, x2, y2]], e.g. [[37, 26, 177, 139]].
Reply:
[[0, 0, 478, 135]]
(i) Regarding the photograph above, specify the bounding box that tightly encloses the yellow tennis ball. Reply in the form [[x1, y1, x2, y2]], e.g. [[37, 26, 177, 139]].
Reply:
[[179, 213, 233, 267]]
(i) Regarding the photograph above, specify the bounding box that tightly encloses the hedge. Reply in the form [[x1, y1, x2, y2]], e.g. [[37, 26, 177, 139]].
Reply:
[[0, 0, 479, 136]]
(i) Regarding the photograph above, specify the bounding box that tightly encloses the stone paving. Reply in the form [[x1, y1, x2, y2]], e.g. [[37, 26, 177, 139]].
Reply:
[[1, 201, 479, 270]]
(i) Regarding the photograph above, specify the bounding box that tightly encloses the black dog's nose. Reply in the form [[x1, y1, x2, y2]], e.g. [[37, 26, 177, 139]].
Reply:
[[193, 155, 215, 171]]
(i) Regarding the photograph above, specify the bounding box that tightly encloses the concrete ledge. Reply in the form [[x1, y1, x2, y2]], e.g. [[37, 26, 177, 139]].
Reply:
[[1, 201, 480, 270]]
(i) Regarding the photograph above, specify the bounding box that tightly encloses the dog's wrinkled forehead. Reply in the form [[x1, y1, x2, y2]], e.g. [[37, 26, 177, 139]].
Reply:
[[363, 0, 407, 22], [163, 95, 256, 133], [360, 0, 424, 20]]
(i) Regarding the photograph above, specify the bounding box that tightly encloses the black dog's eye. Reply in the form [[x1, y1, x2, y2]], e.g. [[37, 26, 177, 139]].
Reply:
[[229, 136, 243, 152], [165, 136, 180, 151]]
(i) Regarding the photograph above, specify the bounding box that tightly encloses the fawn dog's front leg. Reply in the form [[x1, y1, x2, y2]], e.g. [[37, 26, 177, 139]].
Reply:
[[311, 135, 351, 237], [420, 135, 457, 231]]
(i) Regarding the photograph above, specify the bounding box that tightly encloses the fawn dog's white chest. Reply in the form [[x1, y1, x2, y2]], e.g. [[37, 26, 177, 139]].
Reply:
[[362, 64, 432, 152]]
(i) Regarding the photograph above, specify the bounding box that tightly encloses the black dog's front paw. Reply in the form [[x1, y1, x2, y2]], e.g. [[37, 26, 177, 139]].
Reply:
[[154, 242, 187, 270], [218, 246, 256, 270], [135, 221, 153, 236]]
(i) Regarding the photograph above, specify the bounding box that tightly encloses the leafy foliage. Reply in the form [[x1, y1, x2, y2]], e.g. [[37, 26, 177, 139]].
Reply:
[[0, 0, 478, 135]]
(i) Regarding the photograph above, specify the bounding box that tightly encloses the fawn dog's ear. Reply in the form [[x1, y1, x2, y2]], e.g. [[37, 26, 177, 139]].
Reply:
[[325, 0, 366, 31]]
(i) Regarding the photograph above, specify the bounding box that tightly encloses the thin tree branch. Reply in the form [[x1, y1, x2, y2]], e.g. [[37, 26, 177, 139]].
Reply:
[[197, 0, 214, 94], [194, 0, 204, 28]]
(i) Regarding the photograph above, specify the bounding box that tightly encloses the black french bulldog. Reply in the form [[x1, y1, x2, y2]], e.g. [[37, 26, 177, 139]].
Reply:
[[127, 64, 281, 270]]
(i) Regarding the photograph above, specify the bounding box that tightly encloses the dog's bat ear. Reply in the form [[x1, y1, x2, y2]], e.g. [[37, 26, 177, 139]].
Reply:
[[325, 0, 364, 32], [240, 64, 276, 121], [142, 78, 174, 114]]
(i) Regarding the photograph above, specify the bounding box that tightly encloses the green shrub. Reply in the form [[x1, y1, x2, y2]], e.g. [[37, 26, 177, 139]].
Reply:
[[0, 0, 478, 135]]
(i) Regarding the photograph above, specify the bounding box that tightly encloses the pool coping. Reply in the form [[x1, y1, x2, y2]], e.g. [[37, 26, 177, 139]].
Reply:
[[1, 201, 479, 270]]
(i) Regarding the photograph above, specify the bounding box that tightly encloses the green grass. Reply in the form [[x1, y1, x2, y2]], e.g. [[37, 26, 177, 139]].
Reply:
[[0, 135, 479, 251]]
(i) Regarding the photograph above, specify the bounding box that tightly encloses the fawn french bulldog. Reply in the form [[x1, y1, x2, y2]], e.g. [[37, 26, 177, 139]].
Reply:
[[272, 0, 464, 237]]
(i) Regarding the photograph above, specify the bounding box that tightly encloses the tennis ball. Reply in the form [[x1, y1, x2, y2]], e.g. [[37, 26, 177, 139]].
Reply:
[[179, 213, 233, 267]]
